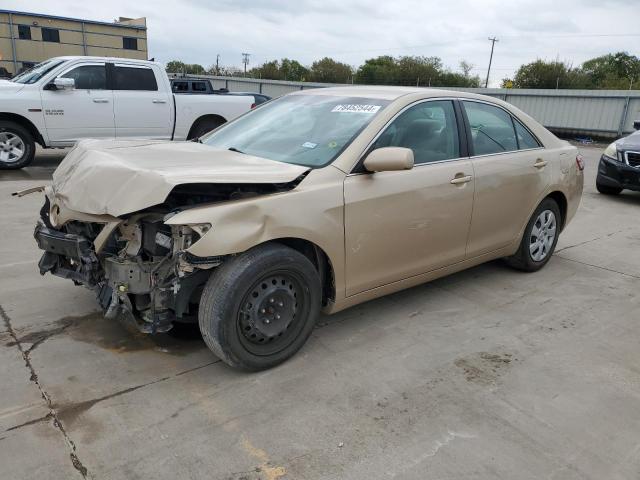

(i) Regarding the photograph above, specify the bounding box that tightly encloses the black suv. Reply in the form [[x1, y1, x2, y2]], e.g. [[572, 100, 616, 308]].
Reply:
[[597, 120, 640, 195]]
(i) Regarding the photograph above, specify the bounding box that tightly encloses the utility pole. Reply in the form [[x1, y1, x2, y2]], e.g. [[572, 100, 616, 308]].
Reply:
[[215, 54, 220, 75], [485, 37, 498, 88], [242, 53, 251, 77]]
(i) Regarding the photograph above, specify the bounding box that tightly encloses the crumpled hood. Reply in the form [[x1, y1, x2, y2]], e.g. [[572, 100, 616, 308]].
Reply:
[[51, 139, 310, 216]]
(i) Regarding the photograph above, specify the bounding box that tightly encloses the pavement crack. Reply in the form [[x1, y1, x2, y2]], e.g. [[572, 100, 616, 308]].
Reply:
[[55, 360, 221, 422], [555, 227, 632, 253], [4, 318, 75, 354], [5, 412, 53, 432], [0, 305, 89, 479], [556, 255, 640, 279]]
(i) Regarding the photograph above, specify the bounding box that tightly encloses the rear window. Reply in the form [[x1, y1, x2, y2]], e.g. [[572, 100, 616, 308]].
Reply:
[[114, 66, 158, 91]]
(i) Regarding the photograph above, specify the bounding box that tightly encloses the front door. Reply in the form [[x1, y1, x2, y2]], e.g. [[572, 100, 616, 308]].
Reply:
[[461, 100, 552, 257], [344, 100, 474, 296], [40, 62, 114, 144]]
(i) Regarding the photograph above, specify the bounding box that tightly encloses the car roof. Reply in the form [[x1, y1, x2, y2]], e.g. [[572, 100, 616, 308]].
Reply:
[[289, 85, 496, 102], [48, 56, 160, 67]]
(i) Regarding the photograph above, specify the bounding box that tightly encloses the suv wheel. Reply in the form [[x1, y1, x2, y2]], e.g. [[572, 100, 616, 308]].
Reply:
[[596, 181, 622, 195], [505, 197, 561, 272], [198, 243, 321, 371], [0, 121, 35, 170]]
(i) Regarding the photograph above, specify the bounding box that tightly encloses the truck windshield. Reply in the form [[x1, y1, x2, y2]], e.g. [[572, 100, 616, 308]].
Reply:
[[12, 59, 64, 84], [202, 94, 390, 168]]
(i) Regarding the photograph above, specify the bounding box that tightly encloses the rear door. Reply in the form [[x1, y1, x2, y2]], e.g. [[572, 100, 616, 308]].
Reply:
[[111, 63, 173, 139], [462, 100, 551, 257], [40, 61, 114, 144]]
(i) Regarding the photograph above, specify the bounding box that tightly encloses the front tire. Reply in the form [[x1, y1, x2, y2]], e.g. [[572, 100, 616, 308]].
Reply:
[[198, 243, 321, 371], [505, 197, 561, 272], [596, 181, 622, 195], [0, 121, 35, 170]]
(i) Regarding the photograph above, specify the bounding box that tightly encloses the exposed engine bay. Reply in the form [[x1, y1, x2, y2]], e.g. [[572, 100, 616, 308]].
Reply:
[[33, 180, 303, 333]]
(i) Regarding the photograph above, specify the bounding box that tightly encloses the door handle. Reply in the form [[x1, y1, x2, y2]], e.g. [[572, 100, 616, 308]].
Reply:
[[92, 98, 109, 103], [152, 99, 167, 104], [534, 158, 548, 169], [450, 175, 473, 185]]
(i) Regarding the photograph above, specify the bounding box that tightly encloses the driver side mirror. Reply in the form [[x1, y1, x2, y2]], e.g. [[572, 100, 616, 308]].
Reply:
[[634, 120, 640, 131], [364, 147, 414, 173], [51, 77, 75, 91]]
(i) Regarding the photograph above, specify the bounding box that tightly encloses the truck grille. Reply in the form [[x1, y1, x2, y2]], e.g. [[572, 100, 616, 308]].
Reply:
[[626, 151, 640, 168]]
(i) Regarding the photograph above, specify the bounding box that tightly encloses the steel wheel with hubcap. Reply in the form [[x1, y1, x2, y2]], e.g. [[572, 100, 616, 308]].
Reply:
[[505, 197, 562, 272], [529, 209, 556, 262]]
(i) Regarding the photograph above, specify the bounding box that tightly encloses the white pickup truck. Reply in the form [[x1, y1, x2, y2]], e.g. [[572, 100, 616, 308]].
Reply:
[[0, 56, 254, 169]]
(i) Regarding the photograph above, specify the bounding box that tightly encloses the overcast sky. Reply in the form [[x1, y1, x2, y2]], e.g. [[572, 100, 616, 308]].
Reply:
[[7, 0, 639, 86]]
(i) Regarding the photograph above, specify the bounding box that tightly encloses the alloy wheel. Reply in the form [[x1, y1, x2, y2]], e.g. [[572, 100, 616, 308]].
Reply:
[[0, 132, 26, 164]]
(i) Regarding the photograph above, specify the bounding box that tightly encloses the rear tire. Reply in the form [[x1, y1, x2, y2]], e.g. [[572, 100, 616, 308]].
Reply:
[[188, 117, 225, 140], [198, 243, 321, 371], [596, 181, 622, 195], [0, 121, 35, 170], [505, 197, 561, 272]]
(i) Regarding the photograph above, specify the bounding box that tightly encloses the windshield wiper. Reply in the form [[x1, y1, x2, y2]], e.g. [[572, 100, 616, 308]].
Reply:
[[228, 147, 245, 154]]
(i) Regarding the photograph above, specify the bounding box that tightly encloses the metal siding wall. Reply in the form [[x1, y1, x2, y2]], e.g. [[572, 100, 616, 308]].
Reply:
[[168, 74, 640, 137]]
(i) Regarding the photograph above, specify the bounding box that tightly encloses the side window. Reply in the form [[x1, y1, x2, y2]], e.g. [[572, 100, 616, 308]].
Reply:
[[113, 66, 158, 91], [60, 65, 106, 90], [172, 81, 188, 92], [192, 81, 207, 92], [514, 120, 541, 150], [372, 100, 460, 165], [463, 101, 518, 155]]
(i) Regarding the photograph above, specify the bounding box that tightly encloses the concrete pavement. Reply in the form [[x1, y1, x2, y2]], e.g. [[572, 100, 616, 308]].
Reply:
[[1, 145, 639, 479]]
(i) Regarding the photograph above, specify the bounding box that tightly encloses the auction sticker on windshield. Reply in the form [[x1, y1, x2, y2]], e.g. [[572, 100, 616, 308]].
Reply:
[[331, 104, 381, 113]]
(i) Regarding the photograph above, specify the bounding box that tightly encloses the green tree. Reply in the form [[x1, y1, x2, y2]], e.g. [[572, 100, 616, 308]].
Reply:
[[308, 57, 352, 83], [581, 52, 640, 89], [355, 55, 398, 85], [511, 60, 590, 89], [280, 58, 308, 81], [165, 60, 206, 75], [248, 59, 308, 81]]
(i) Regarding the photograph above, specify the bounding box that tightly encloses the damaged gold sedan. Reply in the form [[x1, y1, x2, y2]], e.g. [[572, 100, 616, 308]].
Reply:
[[27, 87, 583, 370]]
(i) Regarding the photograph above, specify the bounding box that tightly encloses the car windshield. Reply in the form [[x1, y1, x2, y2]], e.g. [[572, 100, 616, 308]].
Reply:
[[12, 59, 64, 84], [202, 94, 390, 168]]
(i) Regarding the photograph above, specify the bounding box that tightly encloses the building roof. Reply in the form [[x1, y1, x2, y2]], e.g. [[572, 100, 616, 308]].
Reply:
[[0, 9, 146, 30]]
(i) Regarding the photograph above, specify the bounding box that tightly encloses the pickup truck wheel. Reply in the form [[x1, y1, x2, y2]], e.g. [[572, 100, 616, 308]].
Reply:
[[0, 122, 35, 170], [189, 117, 225, 139], [198, 243, 321, 371], [504, 197, 561, 272]]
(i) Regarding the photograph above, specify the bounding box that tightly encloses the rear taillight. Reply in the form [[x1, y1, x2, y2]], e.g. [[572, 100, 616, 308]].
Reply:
[[250, 103, 256, 109], [576, 154, 585, 171]]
